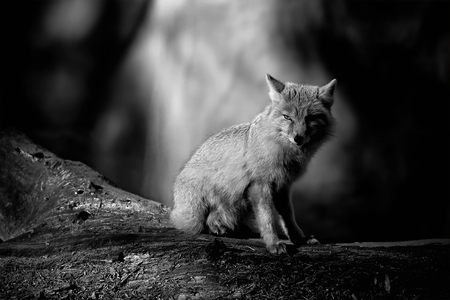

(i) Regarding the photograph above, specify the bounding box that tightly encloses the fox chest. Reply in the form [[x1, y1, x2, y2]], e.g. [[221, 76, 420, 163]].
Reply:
[[246, 149, 305, 187]]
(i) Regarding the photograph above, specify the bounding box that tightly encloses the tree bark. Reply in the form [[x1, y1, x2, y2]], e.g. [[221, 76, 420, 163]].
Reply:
[[0, 128, 449, 299]]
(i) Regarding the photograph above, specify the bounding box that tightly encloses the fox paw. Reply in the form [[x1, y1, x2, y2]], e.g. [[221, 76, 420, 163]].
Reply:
[[305, 235, 320, 245], [267, 241, 288, 255], [294, 235, 320, 246], [207, 223, 228, 236]]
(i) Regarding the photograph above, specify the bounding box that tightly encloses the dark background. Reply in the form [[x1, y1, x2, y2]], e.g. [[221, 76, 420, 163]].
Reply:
[[1, 0, 448, 243]]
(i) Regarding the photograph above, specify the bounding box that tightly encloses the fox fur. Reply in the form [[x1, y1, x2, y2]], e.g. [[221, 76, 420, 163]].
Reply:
[[171, 74, 336, 254]]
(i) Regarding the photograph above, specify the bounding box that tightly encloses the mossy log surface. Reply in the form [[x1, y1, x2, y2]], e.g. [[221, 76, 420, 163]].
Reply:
[[0, 128, 449, 300]]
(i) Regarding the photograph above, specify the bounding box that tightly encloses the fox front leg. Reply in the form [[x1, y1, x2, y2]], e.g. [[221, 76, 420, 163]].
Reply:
[[248, 182, 287, 254], [273, 187, 320, 246]]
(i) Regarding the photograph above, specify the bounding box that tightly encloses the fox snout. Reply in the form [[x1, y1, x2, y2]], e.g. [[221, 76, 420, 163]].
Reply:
[[294, 134, 303, 145], [293, 134, 310, 146]]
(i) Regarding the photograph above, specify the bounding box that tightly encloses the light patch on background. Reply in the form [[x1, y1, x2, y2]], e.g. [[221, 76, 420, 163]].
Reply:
[[42, 0, 101, 44], [125, 0, 356, 208]]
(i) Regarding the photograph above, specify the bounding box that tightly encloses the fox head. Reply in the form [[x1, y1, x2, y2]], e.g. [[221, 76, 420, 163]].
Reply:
[[265, 74, 336, 152]]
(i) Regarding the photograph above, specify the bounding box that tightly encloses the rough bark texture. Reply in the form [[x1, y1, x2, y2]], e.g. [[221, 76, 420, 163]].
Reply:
[[0, 128, 449, 300]]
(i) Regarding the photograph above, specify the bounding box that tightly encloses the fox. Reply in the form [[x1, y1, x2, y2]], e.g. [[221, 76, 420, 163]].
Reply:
[[171, 74, 336, 254]]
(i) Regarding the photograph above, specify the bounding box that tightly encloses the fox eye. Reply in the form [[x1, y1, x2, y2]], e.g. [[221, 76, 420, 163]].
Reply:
[[282, 114, 292, 121]]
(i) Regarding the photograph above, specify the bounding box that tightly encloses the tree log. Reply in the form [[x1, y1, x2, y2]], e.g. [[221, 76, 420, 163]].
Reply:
[[0, 128, 449, 299]]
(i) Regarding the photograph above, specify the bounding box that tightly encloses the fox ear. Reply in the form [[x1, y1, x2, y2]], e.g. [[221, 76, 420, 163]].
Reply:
[[266, 74, 285, 103], [319, 79, 337, 108]]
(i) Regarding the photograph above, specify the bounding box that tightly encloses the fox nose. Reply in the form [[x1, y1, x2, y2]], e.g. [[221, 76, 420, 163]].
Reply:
[[294, 135, 304, 145]]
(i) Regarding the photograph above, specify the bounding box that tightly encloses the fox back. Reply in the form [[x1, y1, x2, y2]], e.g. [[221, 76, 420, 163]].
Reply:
[[171, 74, 336, 254]]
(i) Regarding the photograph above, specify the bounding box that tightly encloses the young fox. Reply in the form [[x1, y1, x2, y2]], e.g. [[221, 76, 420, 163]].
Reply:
[[171, 74, 336, 254]]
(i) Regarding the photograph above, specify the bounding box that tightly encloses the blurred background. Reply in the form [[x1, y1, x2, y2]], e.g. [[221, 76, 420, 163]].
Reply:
[[0, 0, 448, 243]]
